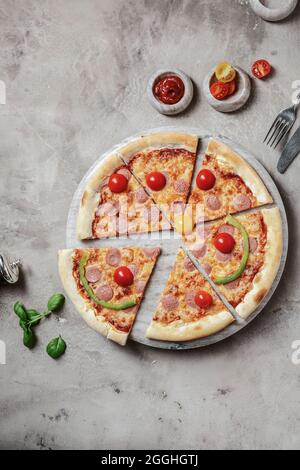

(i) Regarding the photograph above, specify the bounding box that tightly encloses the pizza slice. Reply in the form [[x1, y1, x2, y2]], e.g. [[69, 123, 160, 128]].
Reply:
[[118, 132, 199, 224], [146, 248, 234, 342], [58, 246, 161, 345], [77, 153, 170, 240], [185, 208, 282, 319], [187, 139, 273, 226]]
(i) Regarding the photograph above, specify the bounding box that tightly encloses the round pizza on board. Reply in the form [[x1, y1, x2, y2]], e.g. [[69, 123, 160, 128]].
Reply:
[[58, 247, 161, 346], [60, 131, 284, 346]]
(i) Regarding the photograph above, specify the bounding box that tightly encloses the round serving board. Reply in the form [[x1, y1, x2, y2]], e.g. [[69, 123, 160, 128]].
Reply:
[[66, 127, 288, 350]]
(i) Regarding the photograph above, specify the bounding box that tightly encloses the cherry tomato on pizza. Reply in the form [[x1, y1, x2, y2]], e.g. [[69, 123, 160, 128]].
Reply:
[[210, 81, 230, 101], [146, 172, 167, 191], [114, 266, 134, 287], [214, 232, 236, 254], [251, 60, 271, 79], [109, 173, 128, 193], [196, 169, 216, 190], [195, 290, 213, 309]]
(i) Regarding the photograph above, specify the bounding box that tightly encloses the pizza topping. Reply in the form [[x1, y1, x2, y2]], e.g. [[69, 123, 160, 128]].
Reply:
[[105, 248, 121, 267], [215, 62, 236, 83], [185, 292, 197, 309], [183, 256, 196, 272], [195, 291, 213, 309], [95, 284, 113, 302], [153, 75, 185, 105], [215, 215, 249, 285], [206, 195, 222, 211], [117, 168, 131, 180], [128, 263, 139, 277], [192, 244, 207, 259], [142, 206, 160, 224], [79, 253, 136, 310], [99, 201, 119, 216], [146, 172, 167, 191], [136, 279, 147, 293], [174, 211, 194, 236], [216, 251, 233, 263], [143, 247, 161, 259], [233, 194, 251, 211], [224, 279, 240, 290], [218, 224, 234, 235], [196, 169, 216, 190], [252, 59, 271, 79], [118, 214, 128, 235], [173, 179, 189, 194], [161, 294, 179, 311], [203, 263, 212, 275], [114, 266, 134, 287], [135, 187, 149, 203], [85, 264, 102, 283], [172, 201, 185, 214], [108, 173, 128, 193], [122, 248, 134, 262], [249, 236, 258, 253], [214, 233, 235, 254]]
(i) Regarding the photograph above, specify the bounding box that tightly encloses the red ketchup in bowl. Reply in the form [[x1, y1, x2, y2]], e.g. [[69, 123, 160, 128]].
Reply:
[[153, 75, 185, 105]]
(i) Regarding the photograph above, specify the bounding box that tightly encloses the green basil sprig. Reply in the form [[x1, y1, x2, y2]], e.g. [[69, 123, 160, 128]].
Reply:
[[46, 335, 66, 359]]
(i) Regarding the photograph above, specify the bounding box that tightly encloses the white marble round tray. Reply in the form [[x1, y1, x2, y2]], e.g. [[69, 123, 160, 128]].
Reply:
[[203, 66, 251, 113], [66, 127, 288, 350]]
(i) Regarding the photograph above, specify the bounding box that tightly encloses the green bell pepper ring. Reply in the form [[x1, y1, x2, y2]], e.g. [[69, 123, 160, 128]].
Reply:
[[215, 214, 249, 285], [79, 253, 137, 311]]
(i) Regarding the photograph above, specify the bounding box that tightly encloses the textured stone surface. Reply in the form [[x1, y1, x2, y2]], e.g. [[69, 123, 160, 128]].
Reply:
[[0, 0, 300, 450]]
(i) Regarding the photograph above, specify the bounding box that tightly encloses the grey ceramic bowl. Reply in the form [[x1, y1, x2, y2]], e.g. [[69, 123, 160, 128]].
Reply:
[[147, 68, 194, 115], [203, 66, 251, 113]]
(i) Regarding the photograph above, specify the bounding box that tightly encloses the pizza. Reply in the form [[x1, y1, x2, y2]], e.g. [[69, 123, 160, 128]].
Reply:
[[58, 247, 160, 345], [77, 153, 170, 240], [117, 132, 198, 223], [146, 248, 234, 341], [187, 139, 273, 226], [185, 208, 282, 319]]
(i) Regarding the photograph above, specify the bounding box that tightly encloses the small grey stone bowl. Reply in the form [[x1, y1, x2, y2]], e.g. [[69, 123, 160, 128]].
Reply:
[[203, 66, 251, 113], [147, 68, 194, 115]]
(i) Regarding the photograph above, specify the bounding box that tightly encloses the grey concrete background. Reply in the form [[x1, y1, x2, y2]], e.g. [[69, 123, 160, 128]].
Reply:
[[0, 0, 300, 450]]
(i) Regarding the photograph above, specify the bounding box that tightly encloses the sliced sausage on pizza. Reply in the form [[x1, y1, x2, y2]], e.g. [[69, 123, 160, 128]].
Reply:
[[186, 208, 282, 319], [188, 139, 273, 226], [146, 248, 234, 342], [58, 247, 161, 346], [77, 153, 170, 240], [118, 132, 199, 224]]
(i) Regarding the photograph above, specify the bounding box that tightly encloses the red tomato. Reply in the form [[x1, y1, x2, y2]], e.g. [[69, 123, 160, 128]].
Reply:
[[251, 60, 271, 79], [227, 79, 237, 96], [109, 173, 128, 193], [195, 290, 213, 309], [196, 169, 216, 190], [146, 172, 166, 191], [214, 232, 236, 254], [114, 266, 134, 287], [210, 81, 230, 100]]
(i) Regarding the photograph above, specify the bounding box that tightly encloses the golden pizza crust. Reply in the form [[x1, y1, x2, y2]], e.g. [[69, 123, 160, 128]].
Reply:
[[58, 249, 128, 346], [236, 207, 283, 319], [77, 153, 124, 240], [146, 311, 234, 341], [207, 139, 273, 205], [118, 131, 199, 162]]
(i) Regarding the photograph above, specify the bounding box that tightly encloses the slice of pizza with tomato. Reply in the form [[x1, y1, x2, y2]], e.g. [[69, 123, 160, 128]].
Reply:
[[77, 153, 170, 240], [146, 248, 234, 342], [58, 247, 161, 345], [187, 139, 273, 226], [185, 208, 282, 319], [118, 132, 199, 224]]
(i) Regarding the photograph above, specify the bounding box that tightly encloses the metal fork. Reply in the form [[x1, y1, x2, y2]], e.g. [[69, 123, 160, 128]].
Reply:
[[264, 91, 300, 148]]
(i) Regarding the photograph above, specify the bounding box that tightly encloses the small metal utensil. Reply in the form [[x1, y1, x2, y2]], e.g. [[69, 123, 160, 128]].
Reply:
[[277, 124, 300, 173], [264, 91, 300, 149], [0, 254, 21, 284]]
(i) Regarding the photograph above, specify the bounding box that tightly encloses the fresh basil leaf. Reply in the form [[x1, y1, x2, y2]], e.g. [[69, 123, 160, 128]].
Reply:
[[47, 294, 65, 313], [26, 309, 41, 326], [23, 326, 35, 349], [14, 302, 28, 322], [19, 319, 29, 331], [46, 335, 66, 359]]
